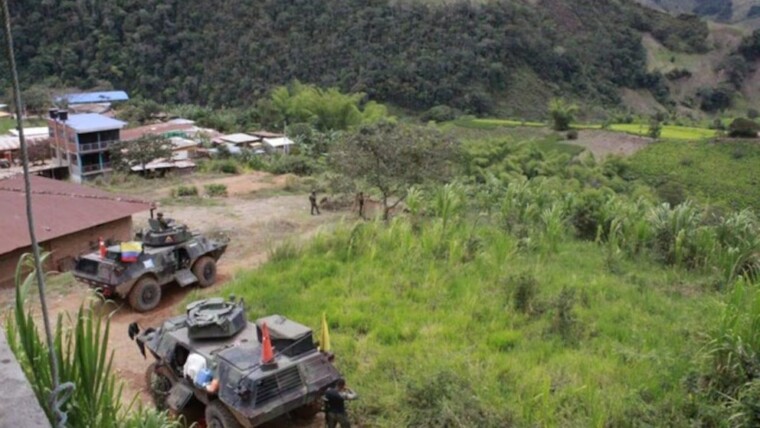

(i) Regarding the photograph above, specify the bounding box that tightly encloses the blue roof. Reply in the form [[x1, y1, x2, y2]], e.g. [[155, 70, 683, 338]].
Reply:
[[58, 91, 129, 105], [65, 114, 127, 133]]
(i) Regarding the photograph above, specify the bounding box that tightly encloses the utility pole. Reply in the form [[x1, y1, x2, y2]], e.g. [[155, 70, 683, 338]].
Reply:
[[1, 1, 73, 426]]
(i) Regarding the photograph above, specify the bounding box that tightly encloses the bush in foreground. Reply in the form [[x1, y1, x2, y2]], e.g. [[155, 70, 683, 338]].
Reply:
[[5, 254, 180, 428]]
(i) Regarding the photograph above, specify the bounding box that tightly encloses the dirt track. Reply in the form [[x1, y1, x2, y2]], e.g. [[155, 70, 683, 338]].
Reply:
[[0, 172, 349, 426]]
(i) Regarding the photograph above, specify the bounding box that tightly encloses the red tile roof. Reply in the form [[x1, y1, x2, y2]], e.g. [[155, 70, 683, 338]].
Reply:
[[0, 176, 151, 254]]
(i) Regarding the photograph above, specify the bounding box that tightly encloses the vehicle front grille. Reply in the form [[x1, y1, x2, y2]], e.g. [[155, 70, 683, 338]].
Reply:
[[255, 366, 303, 406]]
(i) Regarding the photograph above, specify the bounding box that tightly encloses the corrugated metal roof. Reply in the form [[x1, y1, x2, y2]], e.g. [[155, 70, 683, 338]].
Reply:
[[220, 133, 259, 144], [263, 137, 295, 148], [0, 176, 151, 255], [9, 127, 48, 137], [0, 135, 50, 152], [58, 91, 129, 105], [66, 114, 126, 133]]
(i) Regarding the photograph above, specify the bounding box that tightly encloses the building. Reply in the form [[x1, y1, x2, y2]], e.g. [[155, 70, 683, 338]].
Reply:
[[0, 175, 150, 288], [48, 112, 127, 182], [56, 90, 130, 105], [263, 136, 296, 154]]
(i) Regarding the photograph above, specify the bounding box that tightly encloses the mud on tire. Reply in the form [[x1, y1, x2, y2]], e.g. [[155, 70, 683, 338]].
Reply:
[[145, 363, 172, 411], [129, 276, 162, 312], [193, 256, 217, 288]]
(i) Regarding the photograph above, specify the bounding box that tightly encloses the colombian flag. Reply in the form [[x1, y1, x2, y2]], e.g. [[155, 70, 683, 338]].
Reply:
[[120, 241, 142, 262]]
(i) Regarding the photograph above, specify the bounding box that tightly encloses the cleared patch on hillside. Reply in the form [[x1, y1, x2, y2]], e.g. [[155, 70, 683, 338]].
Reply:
[[564, 130, 653, 158]]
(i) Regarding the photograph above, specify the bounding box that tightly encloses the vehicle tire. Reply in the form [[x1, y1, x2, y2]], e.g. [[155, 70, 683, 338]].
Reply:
[[193, 256, 217, 288], [145, 363, 172, 411], [205, 400, 243, 428], [129, 276, 162, 312]]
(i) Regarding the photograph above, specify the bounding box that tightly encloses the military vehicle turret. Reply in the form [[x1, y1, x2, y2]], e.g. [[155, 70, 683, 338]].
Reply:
[[129, 298, 343, 427], [72, 214, 228, 312]]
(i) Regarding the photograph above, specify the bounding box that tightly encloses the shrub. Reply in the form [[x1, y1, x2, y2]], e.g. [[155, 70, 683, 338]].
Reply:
[[204, 183, 228, 197], [728, 118, 760, 138], [656, 181, 686, 206], [405, 372, 504, 427], [421, 105, 459, 122], [210, 159, 241, 174], [549, 286, 581, 343], [5, 254, 179, 428], [268, 154, 318, 176], [566, 129, 579, 140], [173, 185, 198, 197], [747, 108, 759, 119], [511, 273, 539, 314]]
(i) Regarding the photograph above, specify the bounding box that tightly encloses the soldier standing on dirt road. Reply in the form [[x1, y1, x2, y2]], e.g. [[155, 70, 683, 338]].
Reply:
[[310, 191, 321, 215], [324, 378, 358, 428]]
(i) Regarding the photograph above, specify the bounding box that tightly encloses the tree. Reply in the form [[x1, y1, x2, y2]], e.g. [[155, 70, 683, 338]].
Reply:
[[647, 116, 662, 139], [27, 138, 51, 165], [727, 118, 760, 138], [330, 122, 459, 220], [548, 98, 579, 131], [110, 134, 172, 174]]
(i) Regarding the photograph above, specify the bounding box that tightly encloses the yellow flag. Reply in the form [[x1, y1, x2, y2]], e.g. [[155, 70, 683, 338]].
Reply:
[[320, 312, 331, 352]]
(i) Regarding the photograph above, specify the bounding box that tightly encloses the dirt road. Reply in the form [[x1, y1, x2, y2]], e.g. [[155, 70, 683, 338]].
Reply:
[[0, 172, 349, 426]]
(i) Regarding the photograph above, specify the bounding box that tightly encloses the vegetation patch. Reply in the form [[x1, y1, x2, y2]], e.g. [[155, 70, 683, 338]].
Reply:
[[629, 140, 760, 210], [609, 124, 717, 141]]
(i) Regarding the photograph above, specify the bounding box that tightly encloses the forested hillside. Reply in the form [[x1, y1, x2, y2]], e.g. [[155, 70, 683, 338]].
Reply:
[[1, 0, 707, 116]]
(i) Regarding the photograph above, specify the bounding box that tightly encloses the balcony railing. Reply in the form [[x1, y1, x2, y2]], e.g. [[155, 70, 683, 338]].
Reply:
[[66, 140, 116, 153]]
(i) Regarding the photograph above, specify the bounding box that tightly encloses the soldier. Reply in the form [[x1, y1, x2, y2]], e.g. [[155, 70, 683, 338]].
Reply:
[[309, 191, 321, 215], [324, 378, 357, 428], [156, 212, 169, 229], [356, 192, 365, 219]]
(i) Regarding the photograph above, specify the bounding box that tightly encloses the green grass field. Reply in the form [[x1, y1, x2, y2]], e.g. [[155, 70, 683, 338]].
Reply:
[[220, 219, 722, 426], [0, 117, 46, 134], [451, 117, 718, 141], [630, 139, 760, 210], [609, 123, 718, 141]]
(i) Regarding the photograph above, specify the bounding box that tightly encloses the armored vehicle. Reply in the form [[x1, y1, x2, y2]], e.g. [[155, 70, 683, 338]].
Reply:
[[129, 298, 343, 428], [72, 215, 228, 312]]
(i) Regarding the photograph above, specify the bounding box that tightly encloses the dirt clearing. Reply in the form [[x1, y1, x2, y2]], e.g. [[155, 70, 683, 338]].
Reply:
[[0, 172, 350, 426], [564, 129, 653, 158]]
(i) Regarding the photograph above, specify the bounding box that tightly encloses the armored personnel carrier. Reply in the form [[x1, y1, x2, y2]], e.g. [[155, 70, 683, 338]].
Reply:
[[72, 215, 228, 312], [129, 297, 343, 427]]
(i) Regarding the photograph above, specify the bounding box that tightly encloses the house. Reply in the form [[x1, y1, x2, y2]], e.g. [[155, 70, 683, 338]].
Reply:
[[0, 175, 150, 288], [217, 133, 261, 148], [263, 136, 296, 154], [47, 112, 127, 182]]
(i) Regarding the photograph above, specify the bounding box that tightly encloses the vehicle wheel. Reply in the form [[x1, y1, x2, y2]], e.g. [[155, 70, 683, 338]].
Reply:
[[205, 400, 243, 428], [193, 256, 217, 288], [129, 277, 162, 312], [145, 363, 172, 411]]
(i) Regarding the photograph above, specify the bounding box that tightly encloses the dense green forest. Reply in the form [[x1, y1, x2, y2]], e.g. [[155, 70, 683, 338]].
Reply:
[[1, 0, 707, 116]]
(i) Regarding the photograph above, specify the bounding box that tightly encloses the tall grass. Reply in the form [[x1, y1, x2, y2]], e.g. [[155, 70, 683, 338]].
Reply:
[[222, 196, 723, 426], [5, 254, 180, 428]]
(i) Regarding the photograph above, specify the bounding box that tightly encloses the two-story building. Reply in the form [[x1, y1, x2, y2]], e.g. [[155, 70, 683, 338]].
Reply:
[[48, 112, 126, 182]]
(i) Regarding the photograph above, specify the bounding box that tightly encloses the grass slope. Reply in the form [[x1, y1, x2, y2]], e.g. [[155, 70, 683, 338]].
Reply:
[[630, 139, 760, 210], [223, 220, 721, 426]]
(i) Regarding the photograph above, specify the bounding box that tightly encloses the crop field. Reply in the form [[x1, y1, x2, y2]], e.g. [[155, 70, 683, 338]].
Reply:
[[630, 139, 760, 210], [452, 117, 717, 141], [222, 218, 722, 426], [609, 123, 718, 140]]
